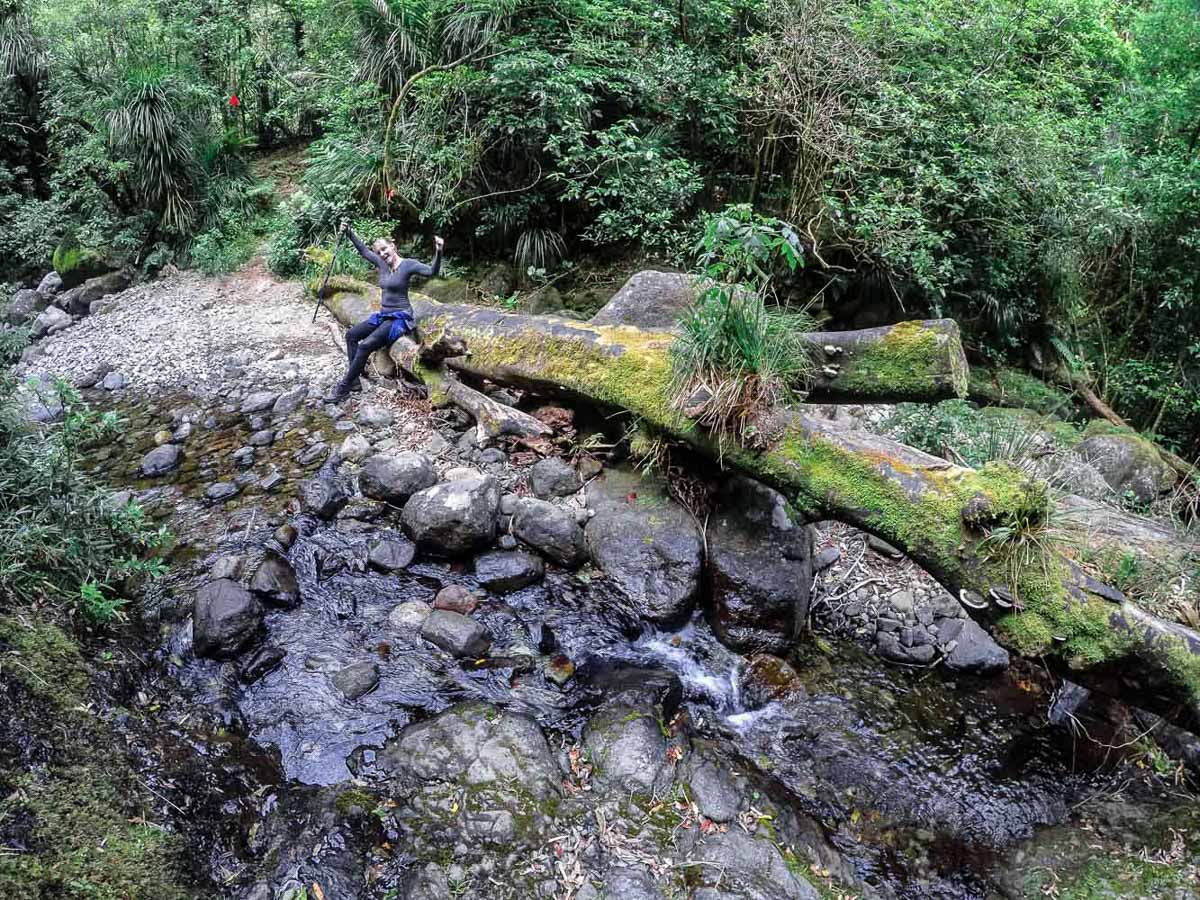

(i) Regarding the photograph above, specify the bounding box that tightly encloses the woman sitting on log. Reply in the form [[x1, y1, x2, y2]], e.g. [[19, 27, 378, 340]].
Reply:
[[325, 221, 444, 402]]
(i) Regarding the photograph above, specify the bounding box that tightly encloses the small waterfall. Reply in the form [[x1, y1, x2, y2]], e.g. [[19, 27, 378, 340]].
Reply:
[[635, 621, 745, 715]]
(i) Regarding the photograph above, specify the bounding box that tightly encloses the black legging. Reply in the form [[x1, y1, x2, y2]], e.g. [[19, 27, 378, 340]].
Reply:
[[340, 318, 394, 390]]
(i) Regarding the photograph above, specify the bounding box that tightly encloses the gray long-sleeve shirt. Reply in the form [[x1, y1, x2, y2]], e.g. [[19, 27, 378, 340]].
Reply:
[[346, 227, 442, 314]]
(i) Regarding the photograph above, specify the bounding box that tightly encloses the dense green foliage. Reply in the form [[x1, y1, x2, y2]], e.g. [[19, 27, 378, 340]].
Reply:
[[0, 332, 167, 622], [2, 0, 1199, 451]]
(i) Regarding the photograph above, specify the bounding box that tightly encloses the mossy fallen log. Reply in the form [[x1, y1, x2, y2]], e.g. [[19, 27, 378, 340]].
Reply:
[[317, 278, 968, 404], [316, 283, 1200, 733]]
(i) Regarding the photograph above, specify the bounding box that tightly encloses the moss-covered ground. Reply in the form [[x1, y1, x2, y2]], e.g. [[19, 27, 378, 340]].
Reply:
[[0, 612, 200, 899]]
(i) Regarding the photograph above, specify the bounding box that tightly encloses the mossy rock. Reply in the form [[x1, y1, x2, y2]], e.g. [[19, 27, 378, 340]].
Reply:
[[969, 366, 1075, 417], [1073, 432, 1177, 504]]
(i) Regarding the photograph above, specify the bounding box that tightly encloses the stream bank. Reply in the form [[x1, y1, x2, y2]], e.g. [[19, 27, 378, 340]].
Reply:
[[4, 262, 1199, 899]]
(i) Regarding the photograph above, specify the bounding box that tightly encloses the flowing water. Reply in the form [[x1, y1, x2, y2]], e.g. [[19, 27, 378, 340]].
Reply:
[[82, 390, 1195, 898]]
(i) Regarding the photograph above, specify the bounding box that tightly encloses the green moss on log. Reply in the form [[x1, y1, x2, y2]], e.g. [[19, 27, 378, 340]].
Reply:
[[837, 321, 969, 399]]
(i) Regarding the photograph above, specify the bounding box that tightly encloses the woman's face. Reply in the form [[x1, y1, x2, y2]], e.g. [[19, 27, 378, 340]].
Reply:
[[374, 239, 400, 270]]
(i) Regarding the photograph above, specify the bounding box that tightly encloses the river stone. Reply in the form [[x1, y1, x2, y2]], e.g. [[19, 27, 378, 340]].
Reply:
[[398, 863, 452, 900], [1072, 433, 1177, 504], [193, 579, 264, 659], [1033, 455, 1112, 502], [295, 442, 328, 466], [600, 867, 663, 899], [511, 498, 587, 567], [588, 667, 684, 720], [101, 371, 125, 390], [32, 305, 71, 338], [205, 481, 239, 502], [388, 601, 432, 630], [529, 457, 582, 498], [7, 288, 47, 324], [943, 619, 1010, 674], [589, 270, 697, 329], [421, 609, 492, 657], [332, 661, 380, 700], [272, 385, 308, 416], [682, 827, 820, 900], [584, 468, 703, 623], [681, 756, 742, 823], [379, 701, 561, 799], [16, 376, 64, 424], [474, 550, 544, 593], [36, 271, 62, 296], [74, 362, 113, 389], [339, 432, 372, 462], [241, 390, 279, 413], [402, 475, 500, 556], [742, 654, 807, 708], [58, 269, 131, 316], [433, 584, 480, 614], [248, 429, 274, 447], [240, 643, 285, 684], [583, 704, 676, 796], [355, 404, 394, 428], [209, 554, 245, 581], [302, 472, 349, 519], [249, 556, 300, 609], [367, 534, 416, 572], [259, 471, 285, 493], [360, 451, 437, 504], [231, 446, 255, 467], [141, 444, 183, 477], [705, 476, 813, 655]]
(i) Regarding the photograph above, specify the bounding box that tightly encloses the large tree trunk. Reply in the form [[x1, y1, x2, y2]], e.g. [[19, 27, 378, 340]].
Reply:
[[320, 284, 1200, 735]]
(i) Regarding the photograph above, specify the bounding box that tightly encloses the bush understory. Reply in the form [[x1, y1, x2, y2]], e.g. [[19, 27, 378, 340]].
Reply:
[[1, 0, 1198, 453]]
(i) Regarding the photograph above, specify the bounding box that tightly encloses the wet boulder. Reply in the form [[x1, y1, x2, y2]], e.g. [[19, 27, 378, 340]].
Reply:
[[32, 305, 72, 338], [433, 584, 480, 613], [584, 468, 703, 623], [388, 601, 432, 630], [332, 661, 380, 700], [679, 754, 743, 824], [249, 555, 300, 609], [600, 868, 664, 899], [272, 385, 307, 416], [193, 579, 264, 659], [474, 550, 544, 593], [586, 666, 683, 720], [241, 390, 280, 413], [1072, 432, 1176, 504], [56, 269, 131, 316], [378, 701, 561, 800], [583, 704, 678, 797], [355, 404, 394, 428], [7, 288, 48, 325], [366, 533, 416, 572], [511, 498, 587, 567], [402, 475, 500, 556], [943, 618, 1010, 674], [398, 863, 452, 900], [301, 472, 349, 519], [420, 609, 492, 657], [360, 451, 437, 505], [589, 270, 697, 329], [529, 457, 582, 498], [704, 476, 814, 654], [742, 654, 807, 709], [338, 432, 372, 462], [140, 444, 183, 477], [36, 271, 62, 296], [678, 827, 819, 900]]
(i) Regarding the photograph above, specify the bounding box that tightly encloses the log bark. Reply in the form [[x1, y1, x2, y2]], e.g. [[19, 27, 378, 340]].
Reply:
[[802, 320, 969, 403], [319, 283, 1200, 734]]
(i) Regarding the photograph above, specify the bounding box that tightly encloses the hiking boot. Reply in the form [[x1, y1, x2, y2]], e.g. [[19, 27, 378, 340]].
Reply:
[[324, 382, 352, 404]]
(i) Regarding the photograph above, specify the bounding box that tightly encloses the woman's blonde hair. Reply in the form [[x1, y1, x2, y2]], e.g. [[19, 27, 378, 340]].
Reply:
[[372, 237, 394, 255]]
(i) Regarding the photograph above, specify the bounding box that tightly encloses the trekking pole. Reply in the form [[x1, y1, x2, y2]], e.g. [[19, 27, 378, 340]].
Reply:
[[312, 225, 347, 323]]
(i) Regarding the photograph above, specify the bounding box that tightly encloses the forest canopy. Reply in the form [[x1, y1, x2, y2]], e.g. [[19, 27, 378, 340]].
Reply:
[[2, 0, 1199, 453]]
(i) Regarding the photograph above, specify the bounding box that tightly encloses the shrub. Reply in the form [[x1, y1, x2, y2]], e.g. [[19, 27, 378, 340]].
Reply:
[[670, 285, 815, 447], [0, 354, 167, 622]]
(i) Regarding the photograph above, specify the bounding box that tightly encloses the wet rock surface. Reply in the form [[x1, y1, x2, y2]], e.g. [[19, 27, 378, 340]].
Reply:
[[584, 468, 703, 623], [18, 268, 1196, 900]]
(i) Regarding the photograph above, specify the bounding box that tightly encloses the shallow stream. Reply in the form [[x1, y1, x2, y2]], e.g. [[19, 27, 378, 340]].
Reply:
[[84, 389, 1195, 899]]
